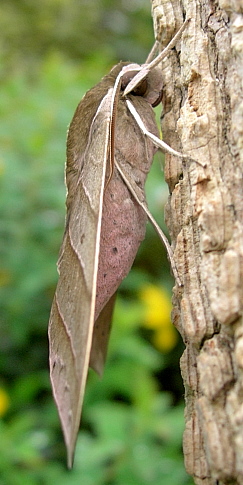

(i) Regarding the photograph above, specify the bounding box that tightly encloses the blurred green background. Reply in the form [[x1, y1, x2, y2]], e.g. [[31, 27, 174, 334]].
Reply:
[[0, 1, 193, 484]]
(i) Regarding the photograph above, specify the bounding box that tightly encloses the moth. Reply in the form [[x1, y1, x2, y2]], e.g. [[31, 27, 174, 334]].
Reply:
[[49, 20, 189, 468]]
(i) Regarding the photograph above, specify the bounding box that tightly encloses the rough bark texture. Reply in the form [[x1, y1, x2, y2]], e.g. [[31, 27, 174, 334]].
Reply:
[[151, 1, 243, 484]]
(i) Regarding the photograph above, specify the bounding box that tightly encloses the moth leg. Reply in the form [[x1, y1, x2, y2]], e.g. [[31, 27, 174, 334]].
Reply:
[[126, 99, 186, 158], [115, 161, 182, 287], [126, 99, 206, 167], [140, 203, 182, 287]]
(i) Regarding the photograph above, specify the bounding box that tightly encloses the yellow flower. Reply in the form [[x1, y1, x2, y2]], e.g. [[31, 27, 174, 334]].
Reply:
[[139, 284, 178, 352], [0, 388, 10, 417]]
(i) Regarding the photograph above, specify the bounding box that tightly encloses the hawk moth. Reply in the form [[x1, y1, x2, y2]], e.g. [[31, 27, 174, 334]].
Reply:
[[48, 20, 189, 468]]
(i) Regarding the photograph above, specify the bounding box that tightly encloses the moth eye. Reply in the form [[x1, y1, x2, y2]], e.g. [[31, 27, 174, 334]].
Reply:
[[121, 71, 137, 91], [132, 78, 148, 97], [152, 90, 163, 107], [121, 71, 148, 97]]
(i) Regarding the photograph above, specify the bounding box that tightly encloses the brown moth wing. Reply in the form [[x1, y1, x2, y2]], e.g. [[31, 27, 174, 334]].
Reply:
[[89, 292, 116, 374], [49, 62, 162, 467], [90, 83, 161, 375], [49, 63, 132, 467], [65, 63, 130, 212], [49, 92, 112, 468]]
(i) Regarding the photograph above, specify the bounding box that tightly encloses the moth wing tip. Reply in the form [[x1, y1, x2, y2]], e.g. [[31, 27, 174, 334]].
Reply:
[[67, 445, 75, 470]]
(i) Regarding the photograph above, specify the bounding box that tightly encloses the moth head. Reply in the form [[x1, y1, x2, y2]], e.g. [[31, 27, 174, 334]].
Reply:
[[120, 63, 163, 108]]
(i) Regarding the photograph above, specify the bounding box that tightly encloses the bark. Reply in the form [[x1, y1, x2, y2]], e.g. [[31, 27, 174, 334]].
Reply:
[[151, 1, 243, 484]]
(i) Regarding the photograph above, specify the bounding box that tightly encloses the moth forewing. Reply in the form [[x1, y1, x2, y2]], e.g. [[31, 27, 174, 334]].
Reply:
[[89, 292, 117, 375], [48, 92, 112, 468]]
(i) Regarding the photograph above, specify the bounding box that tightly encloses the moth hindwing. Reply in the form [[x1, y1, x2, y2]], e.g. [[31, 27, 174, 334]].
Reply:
[[48, 20, 189, 468]]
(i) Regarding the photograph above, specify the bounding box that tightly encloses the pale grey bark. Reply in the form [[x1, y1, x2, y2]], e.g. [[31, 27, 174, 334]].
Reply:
[[151, 1, 243, 484]]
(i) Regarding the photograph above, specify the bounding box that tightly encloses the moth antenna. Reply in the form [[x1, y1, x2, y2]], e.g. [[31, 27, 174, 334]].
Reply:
[[144, 18, 190, 71], [124, 19, 190, 97], [145, 40, 160, 64]]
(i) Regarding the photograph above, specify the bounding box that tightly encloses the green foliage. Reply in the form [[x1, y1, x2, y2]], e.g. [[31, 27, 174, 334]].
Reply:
[[0, 0, 154, 70], [0, 2, 194, 484]]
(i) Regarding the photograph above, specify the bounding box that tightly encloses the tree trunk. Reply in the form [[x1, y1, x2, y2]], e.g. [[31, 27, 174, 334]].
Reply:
[[151, 1, 243, 484]]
